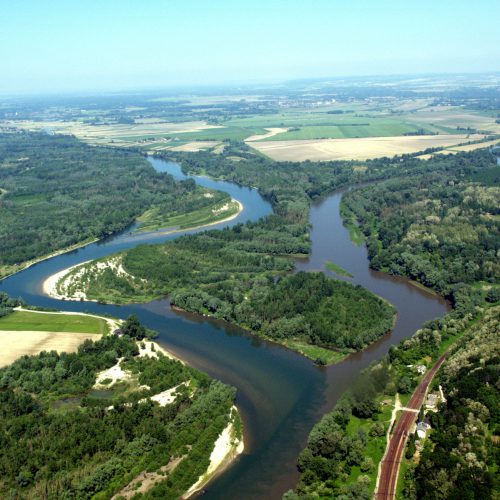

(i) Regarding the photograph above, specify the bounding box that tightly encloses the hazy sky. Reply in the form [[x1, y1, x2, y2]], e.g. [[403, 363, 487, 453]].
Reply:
[[1, 0, 499, 94]]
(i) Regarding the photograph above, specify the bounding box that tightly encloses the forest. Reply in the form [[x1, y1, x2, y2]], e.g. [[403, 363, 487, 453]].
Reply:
[[0, 315, 239, 499], [55, 145, 498, 364], [342, 152, 499, 300], [0, 131, 233, 278]]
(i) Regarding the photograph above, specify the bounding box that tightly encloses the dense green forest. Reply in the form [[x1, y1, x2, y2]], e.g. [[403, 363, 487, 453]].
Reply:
[[0, 315, 239, 499], [342, 155, 500, 299], [0, 132, 232, 277]]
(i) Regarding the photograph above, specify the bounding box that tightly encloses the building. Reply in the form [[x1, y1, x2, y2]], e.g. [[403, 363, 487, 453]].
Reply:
[[416, 421, 431, 439]]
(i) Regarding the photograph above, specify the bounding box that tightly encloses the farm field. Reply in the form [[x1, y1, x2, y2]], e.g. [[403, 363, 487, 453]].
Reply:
[[0, 330, 101, 367], [249, 133, 486, 161], [2, 98, 499, 152], [0, 310, 110, 333], [0, 310, 108, 367], [417, 138, 500, 159], [0, 119, 224, 148]]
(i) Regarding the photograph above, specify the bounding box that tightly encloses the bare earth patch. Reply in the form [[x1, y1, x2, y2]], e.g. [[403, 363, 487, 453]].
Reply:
[[0, 330, 101, 367], [168, 141, 220, 152], [249, 134, 486, 161], [245, 127, 288, 142]]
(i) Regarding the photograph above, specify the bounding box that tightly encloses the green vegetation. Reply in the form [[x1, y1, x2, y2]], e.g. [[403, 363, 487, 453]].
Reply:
[[0, 310, 109, 335], [260, 121, 429, 141], [287, 297, 498, 498], [326, 261, 353, 277], [0, 292, 23, 318], [61, 248, 395, 362], [287, 147, 499, 498], [0, 318, 239, 499], [342, 150, 499, 299], [54, 146, 497, 365], [402, 306, 500, 499], [0, 132, 234, 278], [136, 189, 239, 233]]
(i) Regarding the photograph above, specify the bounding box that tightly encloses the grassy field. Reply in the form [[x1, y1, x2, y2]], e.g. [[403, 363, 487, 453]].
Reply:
[[284, 338, 348, 365], [0, 310, 109, 334]]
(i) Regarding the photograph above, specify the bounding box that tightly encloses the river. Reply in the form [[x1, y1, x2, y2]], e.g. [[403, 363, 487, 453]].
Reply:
[[0, 158, 449, 499]]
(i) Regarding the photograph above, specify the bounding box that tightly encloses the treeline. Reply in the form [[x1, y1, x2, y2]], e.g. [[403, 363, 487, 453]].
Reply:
[[0, 291, 23, 318], [0, 317, 237, 499], [0, 132, 228, 275]]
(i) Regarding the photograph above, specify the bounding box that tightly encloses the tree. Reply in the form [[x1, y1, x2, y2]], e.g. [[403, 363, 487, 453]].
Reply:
[[122, 315, 146, 340]]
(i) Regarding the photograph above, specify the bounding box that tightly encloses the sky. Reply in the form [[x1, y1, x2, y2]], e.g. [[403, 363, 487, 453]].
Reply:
[[1, 0, 499, 94]]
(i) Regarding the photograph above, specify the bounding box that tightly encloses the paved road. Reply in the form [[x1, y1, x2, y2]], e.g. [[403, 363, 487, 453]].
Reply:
[[376, 352, 449, 499]]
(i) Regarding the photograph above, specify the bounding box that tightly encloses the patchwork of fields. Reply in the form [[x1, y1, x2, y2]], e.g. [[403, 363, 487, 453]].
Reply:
[[2, 99, 498, 160]]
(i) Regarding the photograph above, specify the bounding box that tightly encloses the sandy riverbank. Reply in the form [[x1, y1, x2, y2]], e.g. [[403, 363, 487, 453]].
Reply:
[[183, 405, 244, 498], [42, 260, 93, 300]]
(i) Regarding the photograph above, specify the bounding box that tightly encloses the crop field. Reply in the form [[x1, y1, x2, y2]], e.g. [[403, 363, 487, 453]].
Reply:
[[0, 331, 102, 367], [2, 98, 498, 159], [0, 119, 225, 147], [249, 134, 486, 161], [0, 310, 107, 367]]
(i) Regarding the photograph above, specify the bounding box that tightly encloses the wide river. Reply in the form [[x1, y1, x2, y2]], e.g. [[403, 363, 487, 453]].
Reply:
[[0, 158, 449, 499]]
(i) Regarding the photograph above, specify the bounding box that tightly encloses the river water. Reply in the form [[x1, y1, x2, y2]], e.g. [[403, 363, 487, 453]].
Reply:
[[0, 158, 449, 499]]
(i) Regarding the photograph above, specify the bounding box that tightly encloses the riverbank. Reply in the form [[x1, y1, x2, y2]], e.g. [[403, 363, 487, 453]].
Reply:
[[2, 198, 243, 285], [0, 237, 98, 281], [41, 199, 244, 303], [183, 405, 244, 499]]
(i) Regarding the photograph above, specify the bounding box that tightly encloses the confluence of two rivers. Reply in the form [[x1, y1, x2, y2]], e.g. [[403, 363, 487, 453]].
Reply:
[[0, 158, 449, 499]]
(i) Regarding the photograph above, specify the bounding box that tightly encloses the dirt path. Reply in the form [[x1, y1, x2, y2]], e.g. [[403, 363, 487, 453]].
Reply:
[[375, 352, 449, 499]]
